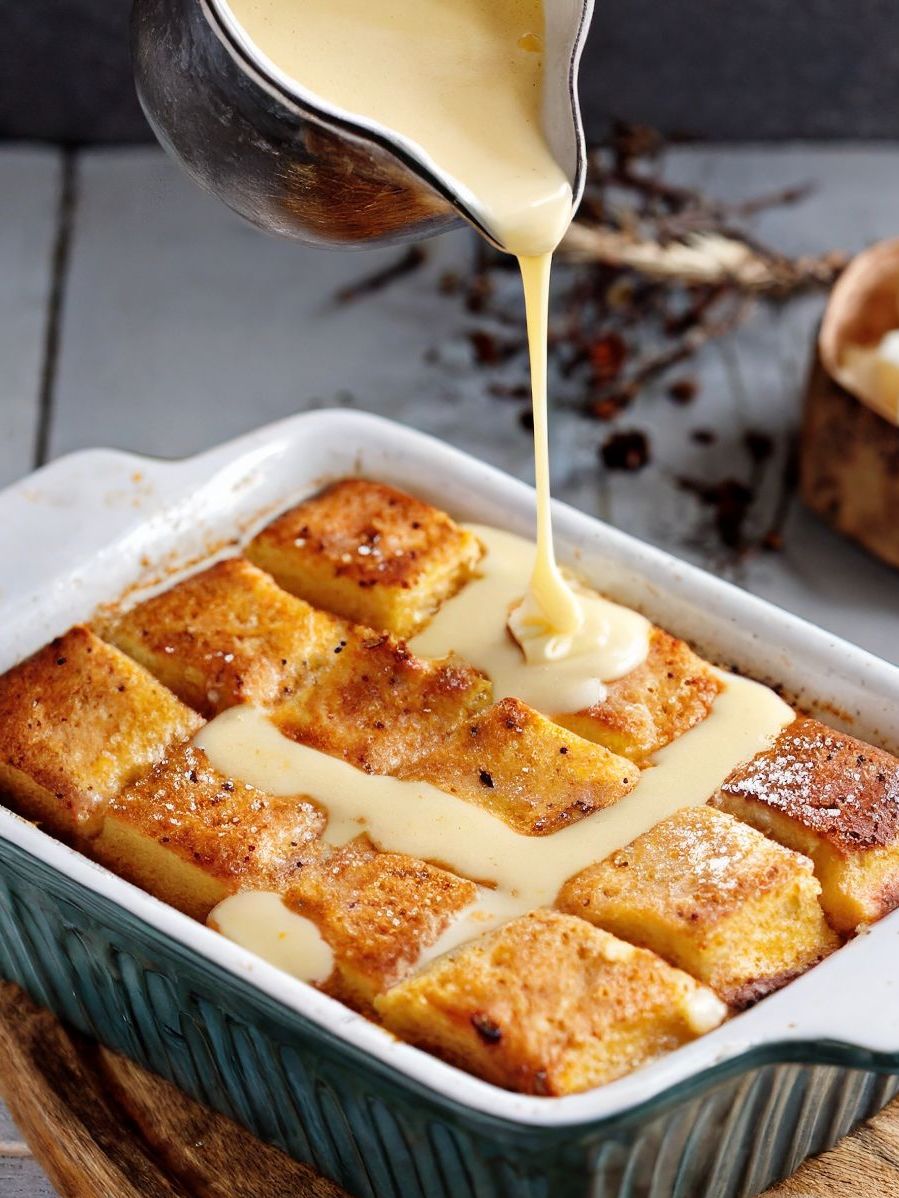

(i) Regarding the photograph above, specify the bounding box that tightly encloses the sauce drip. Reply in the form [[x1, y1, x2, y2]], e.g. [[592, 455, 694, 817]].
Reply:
[[517, 254, 581, 639], [209, 891, 334, 982]]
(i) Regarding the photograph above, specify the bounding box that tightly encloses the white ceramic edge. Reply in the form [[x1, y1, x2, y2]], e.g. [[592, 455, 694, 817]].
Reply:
[[210, 0, 589, 242], [1, 408, 898, 1132]]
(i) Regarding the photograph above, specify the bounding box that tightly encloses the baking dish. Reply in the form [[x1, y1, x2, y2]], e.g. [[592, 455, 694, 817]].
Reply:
[[0, 409, 897, 1198]]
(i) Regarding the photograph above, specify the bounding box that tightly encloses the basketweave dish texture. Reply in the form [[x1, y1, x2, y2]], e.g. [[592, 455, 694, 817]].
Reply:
[[0, 410, 897, 1198]]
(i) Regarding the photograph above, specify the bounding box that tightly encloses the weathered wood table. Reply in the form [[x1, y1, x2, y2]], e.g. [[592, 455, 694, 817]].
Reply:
[[0, 142, 897, 1195]]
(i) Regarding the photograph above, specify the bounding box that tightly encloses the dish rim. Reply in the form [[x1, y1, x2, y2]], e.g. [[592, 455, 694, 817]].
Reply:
[[2, 407, 899, 1132]]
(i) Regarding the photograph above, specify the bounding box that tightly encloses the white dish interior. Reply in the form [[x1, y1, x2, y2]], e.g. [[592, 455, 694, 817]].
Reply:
[[1, 409, 898, 1128]]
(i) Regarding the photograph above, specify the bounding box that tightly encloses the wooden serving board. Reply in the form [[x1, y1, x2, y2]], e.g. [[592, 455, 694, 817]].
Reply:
[[0, 981, 896, 1198]]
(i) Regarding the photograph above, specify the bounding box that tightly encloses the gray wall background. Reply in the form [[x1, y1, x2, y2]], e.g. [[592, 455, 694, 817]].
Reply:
[[2, 0, 898, 143]]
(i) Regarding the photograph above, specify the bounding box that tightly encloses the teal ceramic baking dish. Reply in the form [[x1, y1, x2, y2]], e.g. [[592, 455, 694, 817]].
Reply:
[[1, 411, 898, 1198]]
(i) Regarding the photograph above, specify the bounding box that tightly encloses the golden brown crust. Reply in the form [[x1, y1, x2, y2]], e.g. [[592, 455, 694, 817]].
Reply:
[[400, 697, 637, 834], [560, 807, 791, 922], [94, 745, 325, 919], [557, 807, 839, 1008], [103, 556, 490, 774], [715, 717, 899, 856], [246, 479, 483, 638], [273, 633, 491, 775], [556, 628, 722, 764], [285, 836, 477, 1013], [375, 910, 726, 1095], [100, 558, 338, 717], [712, 717, 899, 933], [0, 627, 202, 838]]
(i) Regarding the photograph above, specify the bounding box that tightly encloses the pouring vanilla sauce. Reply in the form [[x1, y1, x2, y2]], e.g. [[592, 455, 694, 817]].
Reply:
[[225, 0, 649, 692], [210, 0, 795, 982]]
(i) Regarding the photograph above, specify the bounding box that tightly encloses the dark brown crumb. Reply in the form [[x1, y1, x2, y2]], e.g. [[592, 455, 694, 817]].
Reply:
[[588, 332, 628, 384], [743, 429, 774, 464], [470, 1013, 503, 1044], [691, 428, 717, 446], [668, 377, 699, 405], [679, 477, 754, 550], [600, 430, 651, 472], [468, 330, 522, 367], [589, 385, 638, 422]]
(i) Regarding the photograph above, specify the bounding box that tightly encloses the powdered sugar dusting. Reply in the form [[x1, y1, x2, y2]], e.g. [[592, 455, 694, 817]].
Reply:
[[721, 717, 899, 851]]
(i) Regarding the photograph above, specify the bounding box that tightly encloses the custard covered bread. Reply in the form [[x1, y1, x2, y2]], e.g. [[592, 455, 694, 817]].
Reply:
[[376, 910, 727, 1096], [0, 627, 202, 840], [247, 479, 482, 638], [285, 836, 477, 1013], [93, 745, 325, 921], [712, 717, 899, 933], [558, 628, 722, 765], [557, 807, 839, 1007], [399, 697, 637, 835], [273, 631, 491, 774], [104, 555, 492, 775]]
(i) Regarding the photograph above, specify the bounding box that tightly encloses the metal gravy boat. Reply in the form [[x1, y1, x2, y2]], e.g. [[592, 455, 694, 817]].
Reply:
[[131, 0, 594, 251]]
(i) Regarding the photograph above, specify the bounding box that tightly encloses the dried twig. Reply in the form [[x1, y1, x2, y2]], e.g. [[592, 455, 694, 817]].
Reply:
[[628, 296, 754, 388], [562, 213, 843, 294], [335, 245, 427, 305]]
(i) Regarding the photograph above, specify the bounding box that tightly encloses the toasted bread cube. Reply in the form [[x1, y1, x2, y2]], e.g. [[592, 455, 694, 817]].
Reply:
[[246, 479, 482, 638], [273, 633, 491, 775], [712, 717, 899, 933], [0, 627, 202, 840], [92, 745, 325, 921], [285, 837, 477, 1013], [557, 628, 722, 765], [557, 807, 839, 1007], [101, 559, 338, 717], [376, 910, 726, 1095], [399, 697, 638, 835]]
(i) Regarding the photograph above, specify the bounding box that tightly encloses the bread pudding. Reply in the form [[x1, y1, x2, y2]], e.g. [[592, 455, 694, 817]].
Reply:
[[1, 479, 897, 1097], [712, 718, 899, 933], [557, 806, 839, 1007], [0, 627, 202, 840]]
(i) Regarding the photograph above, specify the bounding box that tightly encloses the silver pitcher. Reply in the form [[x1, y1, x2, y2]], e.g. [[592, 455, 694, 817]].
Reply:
[[131, 0, 594, 251]]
